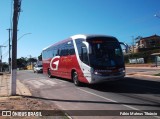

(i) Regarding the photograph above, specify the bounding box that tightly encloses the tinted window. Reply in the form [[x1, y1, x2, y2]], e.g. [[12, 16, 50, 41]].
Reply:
[[42, 40, 75, 59], [59, 41, 75, 56], [88, 37, 124, 68]]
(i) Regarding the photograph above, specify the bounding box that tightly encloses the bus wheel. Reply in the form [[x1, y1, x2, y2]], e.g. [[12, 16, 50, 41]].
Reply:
[[73, 72, 80, 86], [48, 69, 52, 78]]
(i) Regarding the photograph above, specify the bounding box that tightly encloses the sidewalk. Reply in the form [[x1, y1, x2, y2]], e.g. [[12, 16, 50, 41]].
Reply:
[[126, 65, 160, 78], [126, 71, 160, 79], [126, 63, 160, 69], [0, 72, 31, 97]]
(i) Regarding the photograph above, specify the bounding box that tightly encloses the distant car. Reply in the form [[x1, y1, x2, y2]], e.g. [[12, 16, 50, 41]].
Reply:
[[33, 64, 43, 73]]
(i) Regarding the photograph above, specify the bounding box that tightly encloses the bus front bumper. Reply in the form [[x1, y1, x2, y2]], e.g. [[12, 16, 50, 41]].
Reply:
[[89, 72, 125, 84]]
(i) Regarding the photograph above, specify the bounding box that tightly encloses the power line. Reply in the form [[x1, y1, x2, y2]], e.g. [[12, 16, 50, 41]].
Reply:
[[1, 0, 13, 47], [7, 28, 12, 73], [2, 50, 9, 59], [2, 40, 9, 46]]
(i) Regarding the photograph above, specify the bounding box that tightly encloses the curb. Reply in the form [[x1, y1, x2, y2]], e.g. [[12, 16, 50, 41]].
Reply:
[[126, 67, 160, 69], [126, 74, 160, 79]]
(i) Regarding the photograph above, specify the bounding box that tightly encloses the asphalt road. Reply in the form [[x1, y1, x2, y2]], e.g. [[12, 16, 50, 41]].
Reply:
[[17, 69, 160, 119]]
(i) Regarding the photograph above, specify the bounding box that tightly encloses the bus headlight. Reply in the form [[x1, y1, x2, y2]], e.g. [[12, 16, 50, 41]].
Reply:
[[119, 68, 125, 73], [90, 68, 101, 75], [94, 71, 102, 75], [94, 71, 98, 75]]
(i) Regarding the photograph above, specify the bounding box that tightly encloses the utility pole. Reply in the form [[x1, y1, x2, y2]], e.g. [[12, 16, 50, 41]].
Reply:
[[7, 28, 12, 73], [30, 55, 32, 69], [131, 36, 135, 53], [11, 0, 21, 96], [0, 46, 6, 72]]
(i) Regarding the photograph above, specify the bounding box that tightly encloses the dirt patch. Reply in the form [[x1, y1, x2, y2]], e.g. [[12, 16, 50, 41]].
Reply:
[[0, 97, 68, 119]]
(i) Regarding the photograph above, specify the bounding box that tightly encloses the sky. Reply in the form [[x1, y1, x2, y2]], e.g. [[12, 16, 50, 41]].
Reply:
[[0, 0, 160, 62]]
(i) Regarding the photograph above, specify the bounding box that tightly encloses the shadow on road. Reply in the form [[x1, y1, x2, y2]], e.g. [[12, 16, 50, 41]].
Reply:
[[47, 76, 160, 95], [23, 72, 160, 95], [19, 95, 160, 108], [87, 77, 160, 94]]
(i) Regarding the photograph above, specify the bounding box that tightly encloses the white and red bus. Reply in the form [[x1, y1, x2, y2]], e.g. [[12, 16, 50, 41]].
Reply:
[[42, 34, 125, 86]]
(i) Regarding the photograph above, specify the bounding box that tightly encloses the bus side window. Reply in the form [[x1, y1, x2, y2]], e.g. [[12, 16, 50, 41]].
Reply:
[[56, 49, 60, 56], [52, 49, 56, 57], [81, 46, 89, 65], [67, 41, 75, 55]]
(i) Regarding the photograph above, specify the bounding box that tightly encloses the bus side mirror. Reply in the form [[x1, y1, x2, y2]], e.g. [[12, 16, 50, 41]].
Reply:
[[119, 42, 129, 54]]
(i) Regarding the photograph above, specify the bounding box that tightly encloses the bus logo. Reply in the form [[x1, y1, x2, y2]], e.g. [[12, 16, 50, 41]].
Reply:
[[50, 56, 60, 70]]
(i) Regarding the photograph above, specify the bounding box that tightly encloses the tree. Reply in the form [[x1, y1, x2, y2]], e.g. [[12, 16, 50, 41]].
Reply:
[[135, 36, 143, 42], [17, 57, 28, 69], [38, 53, 42, 61], [28, 58, 37, 63], [2, 62, 9, 72]]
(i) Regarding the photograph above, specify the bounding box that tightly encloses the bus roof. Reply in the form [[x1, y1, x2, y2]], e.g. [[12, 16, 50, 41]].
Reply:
[[70, 34, 116, 40], [42, 38, 71, 51], [42, 34, 117, 51]]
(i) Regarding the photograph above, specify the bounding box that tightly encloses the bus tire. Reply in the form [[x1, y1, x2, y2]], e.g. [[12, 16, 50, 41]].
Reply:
[[48, 69, 52, 78], [73, 72, 81, 86]]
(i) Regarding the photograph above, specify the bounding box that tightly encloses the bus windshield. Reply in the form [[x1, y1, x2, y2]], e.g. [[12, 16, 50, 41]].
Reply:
[[87, 37, 124, 68]]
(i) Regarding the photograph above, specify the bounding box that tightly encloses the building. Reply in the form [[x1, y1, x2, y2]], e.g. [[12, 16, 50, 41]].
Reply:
[[129, 45, 137, 53], [136, 34, 160, 49], [128, 34, 160, 53]]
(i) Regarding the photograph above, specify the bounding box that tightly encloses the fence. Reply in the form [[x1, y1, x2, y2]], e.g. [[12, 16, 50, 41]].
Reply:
[[129, 58, 144, 64]]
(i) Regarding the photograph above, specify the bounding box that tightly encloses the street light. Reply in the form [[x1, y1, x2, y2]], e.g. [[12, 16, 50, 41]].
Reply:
[[8, 33, 32, 73], [18, 33, 32, 41], [11, 32, 32, 96]]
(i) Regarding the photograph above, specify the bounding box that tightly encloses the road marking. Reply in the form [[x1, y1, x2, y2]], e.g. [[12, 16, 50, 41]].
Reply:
[[40, 77, 48, 79], [21, 77, 48, 80], [39, 80, 57, 86], [78, 88, 160, 118], [28, 80, 44, 88], [26, 79, 59, 87], [24, 78, 40, 80], [53, 78, 69, 83], [78, 88, 139, 110]]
